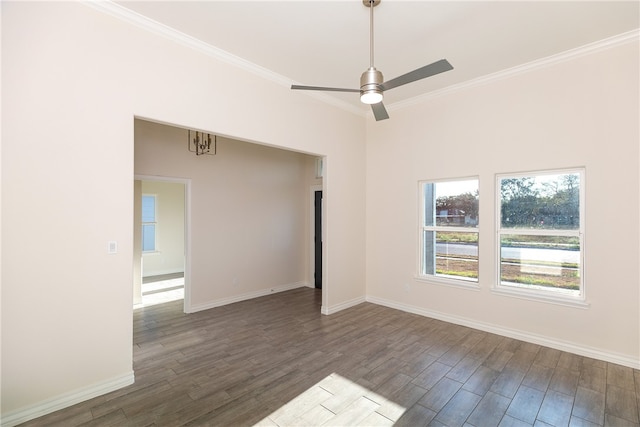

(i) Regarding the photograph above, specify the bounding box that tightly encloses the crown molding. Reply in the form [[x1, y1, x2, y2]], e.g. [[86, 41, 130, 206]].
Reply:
[[82, 1, 364, 117], [392, 28, 640, 113], [83, 1, 289, 86], [83, 2, 636, 120]]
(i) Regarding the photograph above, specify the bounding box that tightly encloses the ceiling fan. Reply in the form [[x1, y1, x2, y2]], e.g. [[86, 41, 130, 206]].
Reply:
[[291, 0, 453, 121]]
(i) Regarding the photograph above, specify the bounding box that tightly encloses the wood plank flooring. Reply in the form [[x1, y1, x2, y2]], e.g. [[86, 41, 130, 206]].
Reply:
[[19, 288, 640, 426]]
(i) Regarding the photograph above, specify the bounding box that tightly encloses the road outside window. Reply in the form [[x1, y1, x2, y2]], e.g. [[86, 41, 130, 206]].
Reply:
[[497, 169, 584, 301], [419, 178, 479, 284]]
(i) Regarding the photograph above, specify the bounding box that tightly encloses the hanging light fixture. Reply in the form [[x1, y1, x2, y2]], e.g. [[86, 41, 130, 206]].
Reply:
[[188, 130, 217, 156]]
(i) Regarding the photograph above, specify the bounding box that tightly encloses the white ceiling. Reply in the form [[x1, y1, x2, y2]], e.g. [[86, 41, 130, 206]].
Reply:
[[115, 1, 639, 113]]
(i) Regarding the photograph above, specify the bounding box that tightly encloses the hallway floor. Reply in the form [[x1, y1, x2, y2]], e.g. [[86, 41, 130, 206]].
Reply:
[[136, 273, 184, 307]]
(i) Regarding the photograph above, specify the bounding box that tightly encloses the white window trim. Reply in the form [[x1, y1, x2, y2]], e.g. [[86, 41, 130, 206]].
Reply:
[[491, 286, 589, 309], [417, 177, 480, 289], [493, 168, 587, 307], [414, 274, 481, 291]]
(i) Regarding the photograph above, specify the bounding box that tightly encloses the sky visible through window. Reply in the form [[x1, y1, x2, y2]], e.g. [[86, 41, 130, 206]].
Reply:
[[435, 174, 570, 198], [436, 179, 478, 198]]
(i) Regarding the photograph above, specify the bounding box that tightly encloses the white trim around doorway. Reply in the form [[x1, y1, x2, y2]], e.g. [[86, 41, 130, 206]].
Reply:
[[135, 174, 192, 314]]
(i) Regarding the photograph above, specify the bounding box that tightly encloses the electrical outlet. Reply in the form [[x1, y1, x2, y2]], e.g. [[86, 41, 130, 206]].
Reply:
[[403, 283, 411, 293], [107, 241, 118, 254]]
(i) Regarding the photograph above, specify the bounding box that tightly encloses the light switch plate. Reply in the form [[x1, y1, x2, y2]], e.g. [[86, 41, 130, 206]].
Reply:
[[108, 241, 118, 254]]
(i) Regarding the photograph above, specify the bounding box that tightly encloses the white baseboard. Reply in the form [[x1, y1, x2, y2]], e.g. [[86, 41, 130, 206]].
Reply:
[[1, 371, 134, 427], [366, 295, 640, 370], [142, 268, 184, 278], [187, 281, 310, 313], [322, 295, 366, 315]]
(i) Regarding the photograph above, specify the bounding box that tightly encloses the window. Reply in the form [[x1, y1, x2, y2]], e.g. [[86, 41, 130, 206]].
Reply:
[[315, 157, 324, 179], [496, 169, 584, 302], [142, 195, 156, 252], [419, 178, 479, 285]]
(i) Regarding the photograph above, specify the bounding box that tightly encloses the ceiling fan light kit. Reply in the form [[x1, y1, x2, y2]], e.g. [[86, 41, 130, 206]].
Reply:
[[291, 0, 454, 121], [360, 67, 384, 104]]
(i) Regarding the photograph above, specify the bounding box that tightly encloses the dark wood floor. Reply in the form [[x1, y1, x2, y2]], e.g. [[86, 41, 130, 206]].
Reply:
[[20, 288, 640, 426]]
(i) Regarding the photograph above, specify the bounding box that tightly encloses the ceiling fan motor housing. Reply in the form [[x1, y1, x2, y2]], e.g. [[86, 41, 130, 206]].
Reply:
[[360, 67, 384, 104]]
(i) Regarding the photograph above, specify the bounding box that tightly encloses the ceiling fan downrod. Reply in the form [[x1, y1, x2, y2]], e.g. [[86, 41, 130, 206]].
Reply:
[[366, 0, 378, 68], [360, 0, 383, 104]]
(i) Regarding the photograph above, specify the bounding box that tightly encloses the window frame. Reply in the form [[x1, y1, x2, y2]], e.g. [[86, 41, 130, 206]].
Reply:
[[493, 168, 587, 307], [142, 194, 158, 253], [417, 177, 480, 290]]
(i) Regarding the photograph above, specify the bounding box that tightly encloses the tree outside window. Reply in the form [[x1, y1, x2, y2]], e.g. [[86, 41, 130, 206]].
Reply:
[[497, 170, 584, 299], [420, 178, 479, 284]]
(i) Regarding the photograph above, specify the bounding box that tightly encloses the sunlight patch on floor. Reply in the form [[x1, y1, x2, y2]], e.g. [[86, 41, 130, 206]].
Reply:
[[134, 277, 184, 308], [254, 373, 405, 426]]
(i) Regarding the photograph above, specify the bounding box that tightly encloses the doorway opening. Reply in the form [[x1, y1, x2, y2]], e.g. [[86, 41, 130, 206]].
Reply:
[[134, 118, 324, 314], [310, 184, 323, 290], [134, 177, 190, 310], [314, 190, 323, 289]]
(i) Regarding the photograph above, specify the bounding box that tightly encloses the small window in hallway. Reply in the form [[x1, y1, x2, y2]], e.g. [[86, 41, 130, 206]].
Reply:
[[142, 194, 157, 252]]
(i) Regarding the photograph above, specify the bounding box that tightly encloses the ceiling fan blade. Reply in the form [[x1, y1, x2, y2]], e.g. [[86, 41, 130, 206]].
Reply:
[[291, 85, 360, 93], [379, 59, 453, 91], [371, 102, 389, 121]]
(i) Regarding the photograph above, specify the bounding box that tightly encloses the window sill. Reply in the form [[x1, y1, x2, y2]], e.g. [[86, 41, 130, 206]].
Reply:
[[414, 275, 480, 291], [142, 251, 160, 255], [491, 285, 589, 309]]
